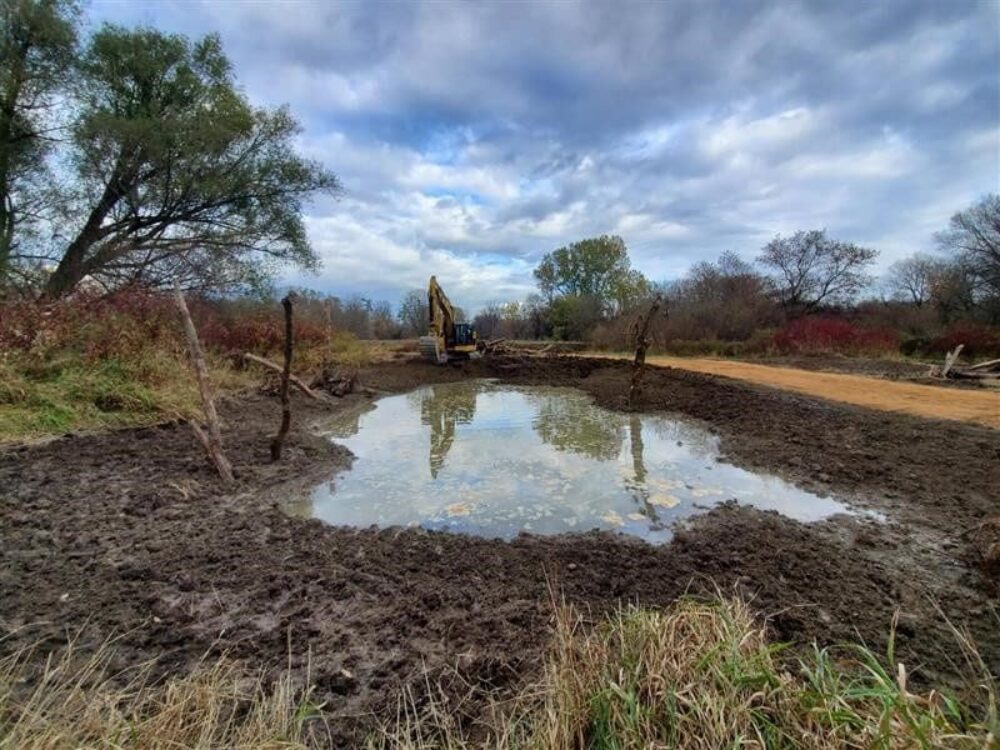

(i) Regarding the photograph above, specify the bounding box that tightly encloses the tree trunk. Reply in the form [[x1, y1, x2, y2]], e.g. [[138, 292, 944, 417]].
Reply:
[[270, 294, 294, 460], [173, 282, 234, 484], [628, 294, 664, 410], [44, 163, 131, 296]]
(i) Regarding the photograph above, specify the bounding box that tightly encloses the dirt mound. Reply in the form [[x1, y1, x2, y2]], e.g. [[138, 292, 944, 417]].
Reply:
[[2, 356, 998, 745]]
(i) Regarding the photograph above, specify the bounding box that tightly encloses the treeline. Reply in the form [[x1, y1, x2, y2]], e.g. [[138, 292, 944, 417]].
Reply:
[[475, 193, 1000, 357], [203, 192, 1000, 358]]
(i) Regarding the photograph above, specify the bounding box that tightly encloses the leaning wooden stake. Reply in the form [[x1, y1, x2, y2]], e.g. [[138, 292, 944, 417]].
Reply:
[[173, 283, 234, 484], [270, 294, 294, 461], [628, 294, 664, 410]]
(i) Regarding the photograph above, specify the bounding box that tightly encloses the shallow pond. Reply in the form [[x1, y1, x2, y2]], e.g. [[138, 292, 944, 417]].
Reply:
[[296, 380, 854, 543]]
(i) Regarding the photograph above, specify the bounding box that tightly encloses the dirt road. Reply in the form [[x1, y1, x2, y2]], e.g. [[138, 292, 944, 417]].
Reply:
[[597, 354, 1000, 428]]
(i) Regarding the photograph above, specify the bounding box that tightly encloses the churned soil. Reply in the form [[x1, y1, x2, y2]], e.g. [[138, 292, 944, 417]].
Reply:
[[2, 355, 998, 746]]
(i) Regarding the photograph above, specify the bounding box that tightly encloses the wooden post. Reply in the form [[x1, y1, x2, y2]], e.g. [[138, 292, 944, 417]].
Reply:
[[173, 283, 234, 484], [628, 295, 664, 410], [270, 294, 294, 460]]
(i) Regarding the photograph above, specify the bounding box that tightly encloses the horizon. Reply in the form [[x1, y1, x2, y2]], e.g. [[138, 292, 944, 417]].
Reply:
[[91, 0, 1000, 313]]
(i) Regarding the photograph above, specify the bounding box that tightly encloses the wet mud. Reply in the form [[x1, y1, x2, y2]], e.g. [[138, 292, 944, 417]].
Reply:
[[2, 355, 998, 746]]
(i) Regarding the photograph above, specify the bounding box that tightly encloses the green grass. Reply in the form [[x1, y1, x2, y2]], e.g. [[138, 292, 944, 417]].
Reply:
[[0, 330, 381, 443], [0, 350, 250, 443], [370, 597, 997, 749]]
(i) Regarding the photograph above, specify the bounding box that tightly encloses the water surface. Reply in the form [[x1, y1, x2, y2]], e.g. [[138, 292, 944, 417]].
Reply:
[[298, 380, 852, 542]]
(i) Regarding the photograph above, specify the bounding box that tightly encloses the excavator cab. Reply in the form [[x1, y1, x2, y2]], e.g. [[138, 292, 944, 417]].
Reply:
[[419, 276, 480, 364]]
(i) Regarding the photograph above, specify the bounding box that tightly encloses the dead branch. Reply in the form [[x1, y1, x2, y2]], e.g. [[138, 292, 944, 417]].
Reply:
[[479, 338, 559, 356], [967, 357, 1000, 372], [628, 294, 664, 409], [173, 282, 234, 484], [243, 353, 330, 401], [270, 295, 293, 461], [942, 344, 964, 377], [930, 344, 1000, 380]]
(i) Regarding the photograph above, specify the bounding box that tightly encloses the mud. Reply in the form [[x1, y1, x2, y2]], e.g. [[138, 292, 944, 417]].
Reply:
[[2, 355, 998, 746]]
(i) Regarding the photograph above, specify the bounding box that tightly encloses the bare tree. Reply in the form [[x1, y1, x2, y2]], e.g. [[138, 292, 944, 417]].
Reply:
[[397, 289, 428, 337], [473, 301, 503, 339], [936, 194, 1000, 307], [673, 251, 773, 339], [757, 229, 878, 311], [885, 253, 938, 307]]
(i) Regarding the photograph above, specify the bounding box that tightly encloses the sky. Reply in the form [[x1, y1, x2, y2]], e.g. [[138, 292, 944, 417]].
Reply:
[[90, 0, 999, 313]]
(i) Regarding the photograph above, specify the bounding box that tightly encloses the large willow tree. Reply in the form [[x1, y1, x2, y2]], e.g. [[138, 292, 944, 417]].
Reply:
[[1, 1, 340, 296]]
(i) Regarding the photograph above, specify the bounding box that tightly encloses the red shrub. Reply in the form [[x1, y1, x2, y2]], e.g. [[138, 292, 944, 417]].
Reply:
[[0, 287, 179, 361], [772, 316, 899, 355], [927, 324, 1000, 358], [193, 311, 330, 355], [1, 287, 336, 365]]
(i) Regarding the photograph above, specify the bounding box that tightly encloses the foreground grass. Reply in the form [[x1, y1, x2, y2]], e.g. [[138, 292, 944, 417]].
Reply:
[[371, 598, 997, 749], [2, 598, 993, 749], [0, 640, 322, 749]]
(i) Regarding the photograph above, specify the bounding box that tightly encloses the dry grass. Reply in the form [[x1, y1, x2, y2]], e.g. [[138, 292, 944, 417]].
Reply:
[[0, 350, 256, 443], [3, 598, 994, 748], [0, 639, 323, 749], [370, 597, 998, 749]]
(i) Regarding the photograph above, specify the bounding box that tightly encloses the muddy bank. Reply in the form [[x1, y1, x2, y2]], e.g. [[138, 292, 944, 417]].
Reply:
[[2, 356, 998, 746]]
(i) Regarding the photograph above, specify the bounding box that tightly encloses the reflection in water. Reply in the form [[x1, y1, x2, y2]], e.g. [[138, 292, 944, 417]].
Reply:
[[530, 392, 625, 461], [303, 380, 857, 543], [418, 384, 478, 477], [624, 415, 660, 525]]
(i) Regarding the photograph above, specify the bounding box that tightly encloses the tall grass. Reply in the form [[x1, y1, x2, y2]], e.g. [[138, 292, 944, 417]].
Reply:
[[0, 639, 324, 749], [0, 288, 378, 442], [1, 598, 994, 748], [370, 597, 997, 749]]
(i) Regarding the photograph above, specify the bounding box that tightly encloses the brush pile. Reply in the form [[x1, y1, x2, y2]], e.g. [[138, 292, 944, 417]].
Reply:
[[930, 345, 1000, 381]]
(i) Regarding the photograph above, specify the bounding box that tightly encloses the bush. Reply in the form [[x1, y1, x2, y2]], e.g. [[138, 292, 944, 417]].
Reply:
[[194, 312, 331, 356], [0, 287, 180, 362], [771, 316, 899, 356], [927, 324, 1000, 358]]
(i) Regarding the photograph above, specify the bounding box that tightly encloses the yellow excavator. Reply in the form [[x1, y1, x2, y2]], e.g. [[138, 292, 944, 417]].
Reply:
[[419, 276, 480, 364]]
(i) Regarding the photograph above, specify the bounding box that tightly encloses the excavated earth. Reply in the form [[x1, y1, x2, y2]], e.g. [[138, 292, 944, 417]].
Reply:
[[2, 355, 998, 746]]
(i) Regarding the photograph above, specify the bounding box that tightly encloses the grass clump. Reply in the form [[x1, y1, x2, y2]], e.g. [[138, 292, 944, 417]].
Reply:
[[0, 640, 324, 749], [371, 597, 997, 749]]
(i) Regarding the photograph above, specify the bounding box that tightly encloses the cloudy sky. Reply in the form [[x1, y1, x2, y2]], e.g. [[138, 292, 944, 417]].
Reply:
[[91, 0, 998, 312]]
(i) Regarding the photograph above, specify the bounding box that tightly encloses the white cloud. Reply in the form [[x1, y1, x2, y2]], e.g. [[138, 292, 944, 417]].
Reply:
[[89, 0, 999, 311]]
